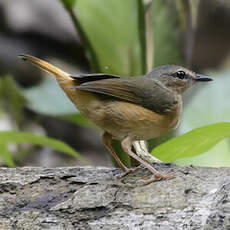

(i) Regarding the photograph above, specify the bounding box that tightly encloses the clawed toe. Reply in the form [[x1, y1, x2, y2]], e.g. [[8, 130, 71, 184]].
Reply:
[[143, 171, 175, 185], [116, 165, 142, 179], [116, 166, 176, 186]]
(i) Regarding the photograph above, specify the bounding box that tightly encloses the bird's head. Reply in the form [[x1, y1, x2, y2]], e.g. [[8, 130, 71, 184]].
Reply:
[[146, 65, 213, 94]]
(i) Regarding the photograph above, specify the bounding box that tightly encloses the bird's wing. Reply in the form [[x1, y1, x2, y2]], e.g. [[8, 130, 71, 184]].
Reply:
[[71, 73, 120, 84], [75, 77, 177, 114]]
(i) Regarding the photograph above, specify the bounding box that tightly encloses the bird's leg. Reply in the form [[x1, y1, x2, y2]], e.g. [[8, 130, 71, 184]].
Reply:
[[133, 140, 162, 163], [102, 132, 129, 172], [119, 141, 156, 177], [122, 137, 175, 185], [102, 132, 141, 176]]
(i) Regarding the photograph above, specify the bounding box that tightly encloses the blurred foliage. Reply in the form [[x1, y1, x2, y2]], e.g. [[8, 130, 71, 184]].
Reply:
[[0, 143, 15, 167], [0, 130, 85, 167], [0, 76, 25, 127], [22, 77, 77, 115], [63, 113, 98, 129], [0, 76, 84, 166], [21, 76, 97, 128], [64, 0, 146, 75], [152, 0, 181, 67]]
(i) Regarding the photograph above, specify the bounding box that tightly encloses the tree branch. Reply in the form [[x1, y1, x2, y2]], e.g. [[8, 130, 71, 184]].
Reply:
[[0, 164, 229, 229]]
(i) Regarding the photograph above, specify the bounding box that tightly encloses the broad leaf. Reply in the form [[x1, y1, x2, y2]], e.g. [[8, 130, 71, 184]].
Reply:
[[151, 122, 230, 162], [0, 131, 85, 161], [175, 138, 230, 167], [68, 0, 146, 75]]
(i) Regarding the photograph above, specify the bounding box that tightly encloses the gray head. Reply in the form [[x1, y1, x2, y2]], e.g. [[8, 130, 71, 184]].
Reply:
[[146, 65, 213, 94]]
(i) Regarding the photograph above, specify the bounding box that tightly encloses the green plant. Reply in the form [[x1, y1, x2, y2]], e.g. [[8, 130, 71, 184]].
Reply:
[[0, 76, 84, 167], [152, 122, 230, 165], [0, 131, 85, 167]]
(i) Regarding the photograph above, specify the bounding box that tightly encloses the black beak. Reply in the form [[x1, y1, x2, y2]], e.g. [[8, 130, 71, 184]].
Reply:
[[194, 74, 213, 82]]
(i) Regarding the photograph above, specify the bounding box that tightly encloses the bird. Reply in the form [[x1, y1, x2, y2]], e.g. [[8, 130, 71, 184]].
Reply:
[[19, 55, 213, 185]]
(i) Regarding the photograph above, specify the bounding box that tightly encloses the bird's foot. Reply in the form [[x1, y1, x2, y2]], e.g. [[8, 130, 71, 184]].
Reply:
[[142, 171, 175, 185], [116, 165, 142, 179]]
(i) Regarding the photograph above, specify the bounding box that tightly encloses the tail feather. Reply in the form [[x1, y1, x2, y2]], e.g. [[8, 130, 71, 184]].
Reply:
[[19, 54, 70, 80]]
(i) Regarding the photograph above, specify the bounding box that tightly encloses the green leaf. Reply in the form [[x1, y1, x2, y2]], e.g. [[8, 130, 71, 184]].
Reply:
[[175, 138, 230, 167], [151, 122, 230, 162], [60, 0, 76, 10], [70, 0, 146, 75], [0, 131, 85, 161], [0, 144, 15, 167]]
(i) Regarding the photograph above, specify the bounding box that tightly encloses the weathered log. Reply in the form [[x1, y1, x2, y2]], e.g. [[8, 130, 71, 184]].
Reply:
[[0, 164, 229, 229]]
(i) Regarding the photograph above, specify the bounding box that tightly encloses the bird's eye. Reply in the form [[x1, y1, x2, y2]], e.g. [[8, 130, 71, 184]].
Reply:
[[174, 71, 186, 79]]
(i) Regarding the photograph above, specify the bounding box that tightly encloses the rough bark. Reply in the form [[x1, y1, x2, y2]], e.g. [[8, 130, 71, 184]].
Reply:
[[0, 164, 229, 229]]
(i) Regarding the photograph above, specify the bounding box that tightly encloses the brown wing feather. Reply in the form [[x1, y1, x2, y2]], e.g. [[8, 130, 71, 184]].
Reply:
[[75, 77, 177, 114], [76, 78, 142, 103]]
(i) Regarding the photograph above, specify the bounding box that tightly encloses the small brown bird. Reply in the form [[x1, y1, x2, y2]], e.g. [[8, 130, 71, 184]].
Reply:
[[19, 55, 213, 184]]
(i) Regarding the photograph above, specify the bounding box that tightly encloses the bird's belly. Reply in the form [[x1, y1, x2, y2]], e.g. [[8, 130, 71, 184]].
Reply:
[[122, 121, 170, 141], [96, 101, 180, 141]]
